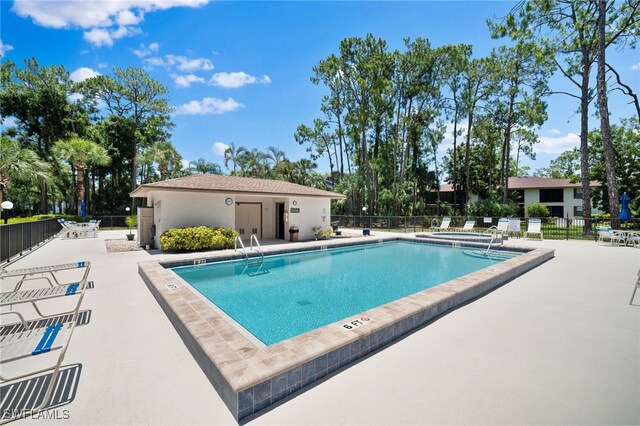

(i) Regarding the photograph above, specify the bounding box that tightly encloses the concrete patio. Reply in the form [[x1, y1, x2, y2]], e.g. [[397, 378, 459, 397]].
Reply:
[[1, 230, 638, 425]]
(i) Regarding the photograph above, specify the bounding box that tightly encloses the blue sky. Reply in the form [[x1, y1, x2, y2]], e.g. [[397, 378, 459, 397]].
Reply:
[[1, 1, 638, 174]]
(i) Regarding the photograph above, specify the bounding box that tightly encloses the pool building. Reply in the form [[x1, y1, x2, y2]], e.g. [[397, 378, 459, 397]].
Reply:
[[129, 174, 346, 245]]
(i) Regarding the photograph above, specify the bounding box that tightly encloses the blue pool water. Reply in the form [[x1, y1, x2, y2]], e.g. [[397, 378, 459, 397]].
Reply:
[[173, 241, 504, 345]]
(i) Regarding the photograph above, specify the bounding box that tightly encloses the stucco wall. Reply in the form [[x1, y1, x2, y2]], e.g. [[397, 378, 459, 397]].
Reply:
[[143, 190, 333, 243], [287, 197, 331, 241], [147, 190, 235, 238]]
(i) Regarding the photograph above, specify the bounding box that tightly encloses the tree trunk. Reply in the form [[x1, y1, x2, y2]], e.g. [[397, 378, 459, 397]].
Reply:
[[579, 56, 593, 234], [463, 110, 474, 211], [597, 0, 620, 224], [452, 108, 458, 208], [76, 167, 85, 216]]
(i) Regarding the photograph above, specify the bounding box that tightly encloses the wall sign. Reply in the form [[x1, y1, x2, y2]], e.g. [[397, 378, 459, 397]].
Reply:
[[290, 207, 300, 213]]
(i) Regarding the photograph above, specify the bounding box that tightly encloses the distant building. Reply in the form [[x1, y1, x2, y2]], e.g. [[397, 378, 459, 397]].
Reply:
[[433, 177, 601, 217]]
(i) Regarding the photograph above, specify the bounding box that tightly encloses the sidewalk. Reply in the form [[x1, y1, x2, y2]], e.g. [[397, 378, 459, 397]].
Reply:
[[2, 231, 639, 425]]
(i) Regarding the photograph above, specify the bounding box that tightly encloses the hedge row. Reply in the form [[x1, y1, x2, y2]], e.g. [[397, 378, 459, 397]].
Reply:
[[159, 226, 238, 252]]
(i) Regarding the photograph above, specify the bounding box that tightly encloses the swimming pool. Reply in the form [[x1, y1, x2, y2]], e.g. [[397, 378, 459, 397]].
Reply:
[[173, 241, 502, 345], [139, 236, 554, 421]]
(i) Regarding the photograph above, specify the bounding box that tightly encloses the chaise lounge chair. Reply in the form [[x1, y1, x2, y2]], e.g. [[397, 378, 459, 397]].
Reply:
[[455, 220, 475, 232], [435, 217, 451, 231], [524, 218, 543, 240], [1, 311, 79, 424], [0, 261, 91, 291]]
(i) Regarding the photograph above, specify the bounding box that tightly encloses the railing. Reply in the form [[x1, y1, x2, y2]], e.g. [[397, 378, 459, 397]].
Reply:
[[330, 215, 639, 240], [0, 219, 62, 264]]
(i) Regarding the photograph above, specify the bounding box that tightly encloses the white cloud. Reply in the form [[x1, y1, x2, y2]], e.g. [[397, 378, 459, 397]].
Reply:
[[144, 54, 213, 72], [69, 67, 100, 83], [83, 28, 114, 47], [174, 97, 243, 115], [133, 42, 159, 58], [173, 73, 205, 88], [13, 1, 209, 47], [0, 40, 14, 58], [116, 9, 142, 26], [13, 0, 209, 28], [536, 132, 580, 154], [83, 25, 140, 47], [181, 159, 191, 169], [438, 121, 468, 153], [548, 128, 561, 135], [209, 71, 271, 89], [212, 142, 229, 156], [632, 62, 640, 71], [97, 62, 108, 69]]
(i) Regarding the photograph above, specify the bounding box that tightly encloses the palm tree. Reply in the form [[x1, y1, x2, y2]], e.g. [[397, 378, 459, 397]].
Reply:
[[240, 148, 268, 178], [53, 136, 111, 215], [265, 146, 287, 169], [189, 158, 222, 175], [223, 142, 246, 174], [0, 136, 52, 206]]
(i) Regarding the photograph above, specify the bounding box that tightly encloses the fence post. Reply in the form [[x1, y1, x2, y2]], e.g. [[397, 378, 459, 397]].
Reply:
[[565, 212, 569, 240]]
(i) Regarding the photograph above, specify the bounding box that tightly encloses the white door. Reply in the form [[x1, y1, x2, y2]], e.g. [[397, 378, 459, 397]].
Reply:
[[235, 203, 261, 240]]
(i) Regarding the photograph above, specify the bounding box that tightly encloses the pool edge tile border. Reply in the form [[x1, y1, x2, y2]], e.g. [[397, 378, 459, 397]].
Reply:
[[138, 237, 554, 421]]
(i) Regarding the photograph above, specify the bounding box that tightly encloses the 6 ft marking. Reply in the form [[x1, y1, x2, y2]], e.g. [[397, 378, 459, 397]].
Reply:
[[343, 316, 372, 330]]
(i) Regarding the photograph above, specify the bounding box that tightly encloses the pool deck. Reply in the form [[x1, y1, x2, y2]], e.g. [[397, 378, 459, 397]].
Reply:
[[2, 230, 639, 424]]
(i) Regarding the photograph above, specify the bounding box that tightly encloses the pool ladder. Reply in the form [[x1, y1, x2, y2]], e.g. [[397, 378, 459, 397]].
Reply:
[[235, 235, 268, 276]]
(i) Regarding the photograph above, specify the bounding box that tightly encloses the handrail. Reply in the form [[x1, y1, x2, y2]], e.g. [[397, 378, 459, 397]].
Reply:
[[234, 235, 248, 261], [250, 234, 264, 264]]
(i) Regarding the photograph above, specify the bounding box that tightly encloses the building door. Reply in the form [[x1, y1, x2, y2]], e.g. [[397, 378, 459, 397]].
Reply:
[[276, 203, 285, 239], [235, 203, 262, 240]]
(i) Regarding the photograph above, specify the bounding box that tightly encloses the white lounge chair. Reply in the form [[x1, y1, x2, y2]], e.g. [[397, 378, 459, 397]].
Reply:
[[57, 219, 97, 239], [460, 220, 475, 232], [508, 218, 521, 238], [1, 311, 79, 423], [436, 217, 451, 231], [0, 261, 91, 291], [630, 268, 640, 305], [524, 219, 543, 240], [627, 232, 640, 248]]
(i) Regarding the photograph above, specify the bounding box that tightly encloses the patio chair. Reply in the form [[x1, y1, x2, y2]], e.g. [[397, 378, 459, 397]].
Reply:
[[0, 261, 91, 291], [459, 220, 475, 232], [627, 231, 640, 248], [524, 219, 543, 241], [507, 218, 521, 238], [435, 217, 451, 231], [1, 310, 79, 423], [610, 230, 628, 246], [630, 268, 640, 305], [596, 227, 613, 245], [0, 280, 88, 320]]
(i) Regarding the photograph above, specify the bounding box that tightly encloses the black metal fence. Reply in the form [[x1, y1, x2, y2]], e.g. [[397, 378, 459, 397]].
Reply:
[[0, 219, 62, 263], [330, 215, 639, 240], [90, 215, 129, 229]]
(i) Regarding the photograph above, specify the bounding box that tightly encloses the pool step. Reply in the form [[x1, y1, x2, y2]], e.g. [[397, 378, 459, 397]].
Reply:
[[463, 249, 520, 261]]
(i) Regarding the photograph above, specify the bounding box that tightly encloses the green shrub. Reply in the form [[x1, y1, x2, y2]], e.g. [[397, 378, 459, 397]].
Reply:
[[312, 226, 333, 239], [526, 202, 549, 218], [125, 215, 137, 230], [159, 226, 239, 252]]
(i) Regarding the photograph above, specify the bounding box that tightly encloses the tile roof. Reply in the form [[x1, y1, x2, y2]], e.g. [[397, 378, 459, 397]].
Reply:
[[130, 174, 346, 198], [438, 176, 600, 192]]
